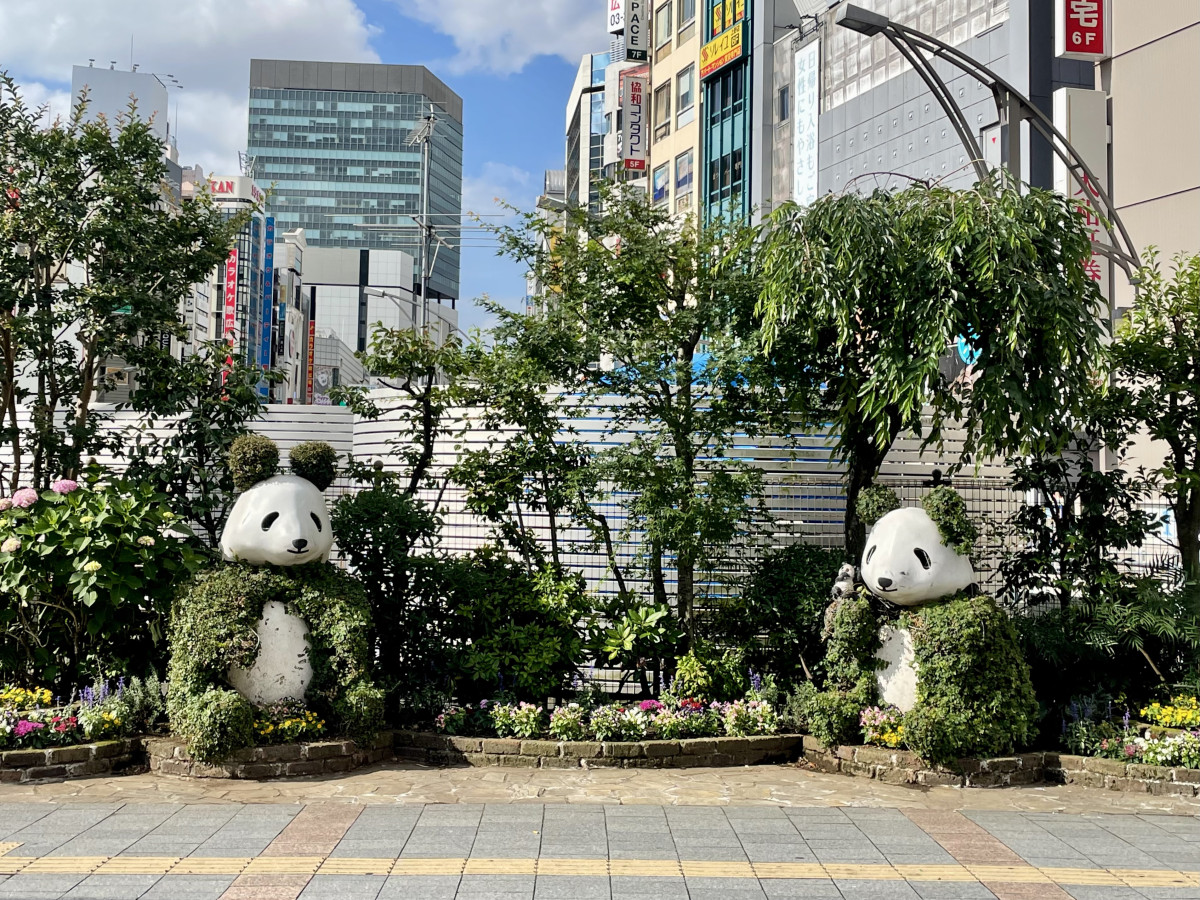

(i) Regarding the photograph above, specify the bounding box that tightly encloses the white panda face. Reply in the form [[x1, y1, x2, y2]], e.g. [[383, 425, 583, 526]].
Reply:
[[219, 475, 334, 567], [860, 507, 974, 606]]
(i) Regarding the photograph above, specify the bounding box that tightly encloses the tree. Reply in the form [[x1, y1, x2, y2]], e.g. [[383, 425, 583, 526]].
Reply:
[[494, 186, 788, 647], [755, 175, 1108, 557], [0, 74, 243, 491], [1113, 251, 1200, 611]]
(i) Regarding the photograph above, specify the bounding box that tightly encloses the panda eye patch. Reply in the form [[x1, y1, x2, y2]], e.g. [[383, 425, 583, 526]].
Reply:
[[914, 548, 932, 570], [261, 512, 280, 531], [865, 545, 876, 564], [310, 512, 323, 532]]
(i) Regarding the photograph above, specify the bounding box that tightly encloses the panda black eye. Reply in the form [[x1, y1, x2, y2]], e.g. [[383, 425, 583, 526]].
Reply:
[[914, 548, 932, 570], [261, 512, 279, 532], [310, 512, 323, 532], [865, 545, 876, 564]]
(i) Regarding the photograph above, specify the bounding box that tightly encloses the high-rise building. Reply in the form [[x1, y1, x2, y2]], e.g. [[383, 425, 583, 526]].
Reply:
[[647, 0, 702, 216], [246, 59, 464, 309]]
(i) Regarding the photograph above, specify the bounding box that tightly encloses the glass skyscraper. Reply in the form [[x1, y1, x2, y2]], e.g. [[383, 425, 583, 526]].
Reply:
[[246, 60, 463, 304]]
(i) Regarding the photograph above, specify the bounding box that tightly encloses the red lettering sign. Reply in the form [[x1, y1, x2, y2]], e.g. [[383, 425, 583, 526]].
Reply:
[[1058, 0, 1107, 60]]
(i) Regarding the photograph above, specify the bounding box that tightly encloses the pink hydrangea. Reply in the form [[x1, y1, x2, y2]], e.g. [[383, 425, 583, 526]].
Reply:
[[50, 479, 79, 495], [0, 499, 11, 512], [10, 488, 37, 509], [639, 699, 664, 712]]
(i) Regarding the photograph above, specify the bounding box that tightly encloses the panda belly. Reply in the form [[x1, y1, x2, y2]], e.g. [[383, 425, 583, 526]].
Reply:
[[875, 624, 918, 713], [228, 601, 314, 706]]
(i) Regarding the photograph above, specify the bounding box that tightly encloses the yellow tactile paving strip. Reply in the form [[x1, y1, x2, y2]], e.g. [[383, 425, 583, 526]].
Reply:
[[0, 851, 1196, 886]]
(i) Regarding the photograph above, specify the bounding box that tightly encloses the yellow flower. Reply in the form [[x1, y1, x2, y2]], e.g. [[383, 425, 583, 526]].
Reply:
[[82, 560, 102, 573]]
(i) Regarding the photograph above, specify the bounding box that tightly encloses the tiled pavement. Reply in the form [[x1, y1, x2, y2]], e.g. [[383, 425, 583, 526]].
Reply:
[[0, 803, 1198, 900]]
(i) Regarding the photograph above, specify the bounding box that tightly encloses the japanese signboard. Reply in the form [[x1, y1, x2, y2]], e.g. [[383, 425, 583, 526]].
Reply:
[[223, 247, 238, 345], [622, 72, 647, 171], [608, 0, 624, 34], [701, 22, 745, 79], [258, 217, 275, 397], [624, 0, 647, 61], [792, 39, 820, 207], [1053, 87, 1110, 302], [1055, 0, 1110, 61]]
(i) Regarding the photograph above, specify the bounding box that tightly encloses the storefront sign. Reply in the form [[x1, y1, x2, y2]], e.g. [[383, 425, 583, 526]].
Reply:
[[259, 217, 275, 396], [624, 0, 647, 61], [608, 0, 624, 34], [701, 23, 745, 79], [1055, 0, 1110, 60], [622, 73, 647, 171]]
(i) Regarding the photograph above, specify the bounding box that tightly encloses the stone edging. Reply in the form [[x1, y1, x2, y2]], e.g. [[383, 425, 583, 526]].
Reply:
[[801, 736, 1049, 787], [144, 733, 394, 779], [0, 739, 142, 784], [394, 730, 804, 769], [1052, 754, 1200, 797]]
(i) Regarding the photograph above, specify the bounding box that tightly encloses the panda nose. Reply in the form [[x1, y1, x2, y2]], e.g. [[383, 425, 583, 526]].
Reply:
[[292, 539, 308, 550], [877, 576, 893, 589]]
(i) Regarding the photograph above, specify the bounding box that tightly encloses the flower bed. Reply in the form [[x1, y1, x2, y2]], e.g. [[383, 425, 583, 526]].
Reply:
[[397, 729, 803, 769]]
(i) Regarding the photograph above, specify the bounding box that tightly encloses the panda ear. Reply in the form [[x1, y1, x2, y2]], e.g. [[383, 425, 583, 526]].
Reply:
[[228, 435, 280, 491], [288, 441, 338, 492], [921, 486, 979, 557]]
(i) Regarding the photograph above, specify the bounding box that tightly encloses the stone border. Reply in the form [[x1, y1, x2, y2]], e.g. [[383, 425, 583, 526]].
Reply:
[[394, 730, 804, 769], [0, 739, 142, 784], [145, 733, 395, 779], [1050, 754, 1200, 797], [801, 736, 1050, 787]]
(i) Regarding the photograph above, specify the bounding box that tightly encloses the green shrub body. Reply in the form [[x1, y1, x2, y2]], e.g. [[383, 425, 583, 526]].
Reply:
[[921, 487, 979, 557], [289, 442, 339, 492], [228, 435, 279, 492], [901, 595, 1037, 764], [168, 562, 385, 761], [856, 486, 901, 528]]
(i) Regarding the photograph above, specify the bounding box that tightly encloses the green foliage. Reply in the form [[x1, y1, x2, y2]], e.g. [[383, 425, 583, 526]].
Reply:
[[442, 547, 589, 702], [228, 434, 279, 492], [901, 595, 1038, 764], [671, 645, 747, 702], [0, 474, 201, 690], [167, 562, 384, 761], [921, 487, 977, 557], [756, 175, 1109, 557], [856, 487, 901, 529], [329, 484, 451, 724], [171, 688, 255, 764], [586, 595, 682, 696], [707, 543, 843, 687], [1114, 250, 1200, 611], [0, 74, 248, 491], [123, 347, 277, 546], [289, 442, 338, 492]]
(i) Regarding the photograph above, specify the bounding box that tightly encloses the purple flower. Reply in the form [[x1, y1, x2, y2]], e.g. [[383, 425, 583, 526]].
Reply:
[[10, 488, 37, 509], [749, 668, 762, 693], [1122, 709, 1131, 730], [480, 699, 489, 709], [50, 479, 79, 495]]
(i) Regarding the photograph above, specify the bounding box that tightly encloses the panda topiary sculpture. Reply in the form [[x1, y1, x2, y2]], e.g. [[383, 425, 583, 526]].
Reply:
[[806, 486, 1037, 765], [167, 435, 385, 763]]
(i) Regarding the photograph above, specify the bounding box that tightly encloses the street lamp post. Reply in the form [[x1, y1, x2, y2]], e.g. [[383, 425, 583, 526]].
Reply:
[[834, 2, 1142, 281]]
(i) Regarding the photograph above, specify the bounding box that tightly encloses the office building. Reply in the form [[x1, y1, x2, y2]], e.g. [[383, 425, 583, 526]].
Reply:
[[648, 0, 702, 215], [246, 59, 464, 310]]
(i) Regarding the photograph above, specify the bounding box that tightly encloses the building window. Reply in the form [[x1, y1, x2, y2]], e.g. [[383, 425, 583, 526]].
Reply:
[[778, 85, 790, 123], [678, 0, 696, 28], [676, 65, 695, 127], [652, 163, 670, 206], [654, 82, 672, 141], [674, 149, 693, 211], [655, 2, 673, 47]]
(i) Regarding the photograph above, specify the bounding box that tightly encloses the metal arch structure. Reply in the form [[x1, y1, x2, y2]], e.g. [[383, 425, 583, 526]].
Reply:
[[834, 3, 1142, 281]]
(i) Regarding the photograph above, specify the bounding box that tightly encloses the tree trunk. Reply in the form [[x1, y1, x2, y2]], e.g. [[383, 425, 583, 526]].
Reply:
[[676, 554, 694, 653], [844, 455, 875, 563]]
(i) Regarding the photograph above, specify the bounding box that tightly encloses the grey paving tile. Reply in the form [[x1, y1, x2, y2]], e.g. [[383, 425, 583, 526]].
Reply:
[[812, 850, 889, 864], [50, 838, 141, 856], [725, 808, 791, 819], [533, 874, 612, 898], [685, 880, 768, 899], [189, 844, 271, 856], [731, 820, 803, 836], [140, 875, 236, 900], [909, 881, 997, 900], [877, 852, 959, 866], [298, 873, 386, 899], [0, 872, 87, 894], [608, 846, 681, 860], [762, 880, 845, 899], [833, 880, 921, 899], [537, 843, 610, 858], [121, 839, 200, 857], [606, 806, 668, 817], [1133, 892, 1200, 900], [378, 874, 460, 898], [457, 873, 536, 893], [1057, 888, 1144, 900], [329, 839, 407, 858], [62, 874, 163, 898], [608, 836, 676, 851]]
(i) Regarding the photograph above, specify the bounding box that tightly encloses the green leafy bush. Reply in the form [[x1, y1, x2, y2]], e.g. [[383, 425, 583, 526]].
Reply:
[[921, 487, 978, 557], [289, 442, 338, 491], [167, 563, 384, 761], [671, 645, 747, 702], [0, 474, 201, 689], [901, 595, 1038, 764], [228, 435, 279, 491], [585, 596, 682, 696], [707, 543, 843, 687], [857, 486, 901, 528]]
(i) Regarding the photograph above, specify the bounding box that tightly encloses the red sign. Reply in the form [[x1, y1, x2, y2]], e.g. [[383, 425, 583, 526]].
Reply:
[[306, 321, 316, 405], [223, 248, 238, 343], [1056, 0, 1108, 60]]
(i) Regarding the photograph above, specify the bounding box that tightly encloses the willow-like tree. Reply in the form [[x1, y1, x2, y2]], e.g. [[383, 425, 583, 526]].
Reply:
[[0, 74, 242, 490], [756, 175, 1108, 557]]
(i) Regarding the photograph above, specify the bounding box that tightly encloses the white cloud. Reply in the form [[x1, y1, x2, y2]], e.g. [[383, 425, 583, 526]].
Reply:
[[0, 0, 380, 173], [393, 0, 608, 74]]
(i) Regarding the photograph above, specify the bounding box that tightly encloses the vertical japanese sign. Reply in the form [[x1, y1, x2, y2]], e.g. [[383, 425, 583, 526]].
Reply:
[[258, 217, 275, 397], [622, 72, 647, 170], [792, 39, 820, 207], [306, 289, 316, 405], [624, 0, 647, 61], [1055, 0, 1110, 61], [1053, 87, 1110, 303], [221, 246, 238, 384], [608, 0, 624, 34]]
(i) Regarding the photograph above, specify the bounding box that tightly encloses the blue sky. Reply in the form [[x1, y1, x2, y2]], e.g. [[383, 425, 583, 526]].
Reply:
[[0, 0, 607, 333]]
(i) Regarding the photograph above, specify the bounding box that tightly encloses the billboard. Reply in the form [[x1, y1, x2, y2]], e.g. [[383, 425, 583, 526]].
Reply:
[[1055, 0, 1110, 61], [258, 217, 275, 398], [608, 0, 623, 34], [622, 72, 647, 171], [223, 247, 238, 345], [1053, 87, 1111, 303], [701, 22, 745, 79], [624, 0, 647, 61], [792, 39, 820, 207], [208, 176, 265, 205]]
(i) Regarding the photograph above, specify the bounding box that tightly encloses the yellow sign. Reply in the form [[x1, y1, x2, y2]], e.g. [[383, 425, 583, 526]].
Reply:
[[701, 23, 745, 78], [734, 0, 745, 21], [725, 0, 733, 28], [712, 1, 723, 35]]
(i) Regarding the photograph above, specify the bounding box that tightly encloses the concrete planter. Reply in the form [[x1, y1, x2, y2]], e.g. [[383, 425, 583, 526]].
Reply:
[[0, 739, 142, 784], [145, 732, 395, 779]]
